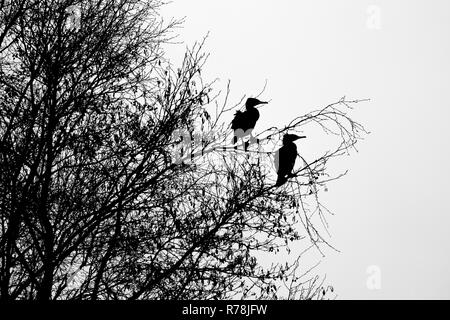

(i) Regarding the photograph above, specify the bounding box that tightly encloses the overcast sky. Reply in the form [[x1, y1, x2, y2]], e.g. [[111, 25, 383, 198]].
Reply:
[[162, 0, 450, 299]]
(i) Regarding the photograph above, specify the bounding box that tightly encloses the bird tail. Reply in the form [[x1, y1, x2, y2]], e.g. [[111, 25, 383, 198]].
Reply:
[[275, 175, 287, 187], [231, 136, 238, 145]]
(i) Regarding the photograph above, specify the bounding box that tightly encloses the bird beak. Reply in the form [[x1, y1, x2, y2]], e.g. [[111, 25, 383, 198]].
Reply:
[[293, 135, 307, 141], [258, 101, 268, 105]]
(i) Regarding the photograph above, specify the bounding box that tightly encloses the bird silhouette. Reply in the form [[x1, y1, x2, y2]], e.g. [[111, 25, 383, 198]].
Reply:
[[274, 134, 306, 186], [231, 98, 267, 145]]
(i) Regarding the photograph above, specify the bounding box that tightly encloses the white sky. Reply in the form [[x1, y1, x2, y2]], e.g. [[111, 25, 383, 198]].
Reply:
[[162, 0, 450, 299]]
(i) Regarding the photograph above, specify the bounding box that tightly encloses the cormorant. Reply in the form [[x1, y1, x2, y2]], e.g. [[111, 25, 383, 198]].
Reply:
[[274, 134, 306, 186], [231, 98, 267, 145]]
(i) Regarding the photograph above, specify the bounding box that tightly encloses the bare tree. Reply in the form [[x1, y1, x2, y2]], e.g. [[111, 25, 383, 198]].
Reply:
[[0, 0, 368, 300]]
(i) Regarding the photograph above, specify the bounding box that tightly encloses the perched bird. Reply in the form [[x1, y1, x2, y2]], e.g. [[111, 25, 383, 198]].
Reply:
[[274, 134, 306, 186], [231, 98, 267, 145]]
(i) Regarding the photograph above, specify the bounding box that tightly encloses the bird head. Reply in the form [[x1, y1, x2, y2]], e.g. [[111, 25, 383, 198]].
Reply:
[[245, 98, 268, 109], [283, 134, 306, 144]]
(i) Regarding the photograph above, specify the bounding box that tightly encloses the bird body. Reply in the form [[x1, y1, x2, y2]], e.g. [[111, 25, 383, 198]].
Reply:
[[275, 134, 306, 186], [231, 98, 267, 144]]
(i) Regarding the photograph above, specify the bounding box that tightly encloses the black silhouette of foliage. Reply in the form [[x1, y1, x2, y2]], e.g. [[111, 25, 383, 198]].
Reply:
[[0, 0, 368, 300]]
